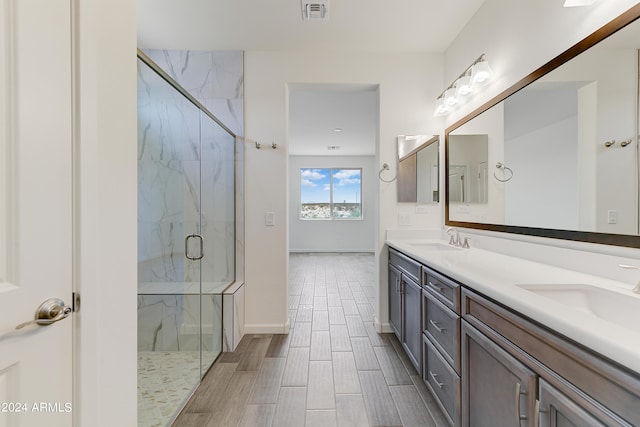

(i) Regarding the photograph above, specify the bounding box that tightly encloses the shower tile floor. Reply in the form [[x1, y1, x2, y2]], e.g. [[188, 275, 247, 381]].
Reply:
[[138, 351, 201, 427]]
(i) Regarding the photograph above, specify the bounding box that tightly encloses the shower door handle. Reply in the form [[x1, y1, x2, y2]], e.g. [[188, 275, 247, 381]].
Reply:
[[185, 234, 204, 260]]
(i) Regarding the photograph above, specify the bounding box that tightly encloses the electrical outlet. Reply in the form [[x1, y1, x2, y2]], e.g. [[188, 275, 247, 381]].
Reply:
[[415, 205, 429, 214], [607, 210, 617, 224], [398, 212, 411, 226]]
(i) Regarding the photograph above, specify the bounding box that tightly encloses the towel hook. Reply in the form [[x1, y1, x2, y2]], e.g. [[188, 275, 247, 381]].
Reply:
[[255, 141, 277, 149], [378, 163, 397, 183], [493, 162, 513, 182]]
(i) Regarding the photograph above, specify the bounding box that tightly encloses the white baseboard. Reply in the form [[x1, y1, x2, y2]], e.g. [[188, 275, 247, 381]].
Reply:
[[243, 323, 290, 334], [374, 317, 393, 333]]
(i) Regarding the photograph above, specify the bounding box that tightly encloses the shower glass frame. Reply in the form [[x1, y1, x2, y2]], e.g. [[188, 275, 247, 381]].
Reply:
[[136, 49, 237, 426]]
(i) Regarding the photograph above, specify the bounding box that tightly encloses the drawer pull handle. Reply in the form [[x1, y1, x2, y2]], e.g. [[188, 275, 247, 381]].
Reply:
[[429, 371, 445, 388], [515, 382, 527, 424], [428, 281, 445, 293], [534, 399, 543, 427], [429, 319, 445, 333]]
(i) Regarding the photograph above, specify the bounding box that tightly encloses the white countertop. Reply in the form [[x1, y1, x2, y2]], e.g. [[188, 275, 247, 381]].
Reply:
[[386, 238, 640, 375]]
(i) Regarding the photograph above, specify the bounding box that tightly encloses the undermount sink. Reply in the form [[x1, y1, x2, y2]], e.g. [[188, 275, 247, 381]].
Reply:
[[407, 242, 461, 251], [516, 283, 640, 330]]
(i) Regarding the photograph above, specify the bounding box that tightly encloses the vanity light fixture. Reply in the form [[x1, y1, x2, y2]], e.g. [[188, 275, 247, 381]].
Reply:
[[434, 95, 449, 117], [444, 87, 459, 107], [434, 54, 494, 117], [471, 57, 494, 86], [455, 75, 473, 97]]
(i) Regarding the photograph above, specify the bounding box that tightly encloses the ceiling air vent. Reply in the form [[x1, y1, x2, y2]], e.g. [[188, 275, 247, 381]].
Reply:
[[302, 0, 328, 20]]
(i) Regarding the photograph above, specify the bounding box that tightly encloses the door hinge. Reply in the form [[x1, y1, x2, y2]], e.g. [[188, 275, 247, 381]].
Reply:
[[72, 292, 81, 313]]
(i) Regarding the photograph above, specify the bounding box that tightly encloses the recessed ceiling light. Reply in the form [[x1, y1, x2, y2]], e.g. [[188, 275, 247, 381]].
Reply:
[[332, 128, 342, 132]]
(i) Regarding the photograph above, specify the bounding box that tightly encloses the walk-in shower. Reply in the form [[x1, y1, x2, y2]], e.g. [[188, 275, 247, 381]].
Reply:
[[136, 51, 237, 427]]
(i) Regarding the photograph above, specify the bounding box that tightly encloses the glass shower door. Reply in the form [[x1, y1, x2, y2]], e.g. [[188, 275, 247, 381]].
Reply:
[[137, 58, 203, 426], [199, 112, 236, 375]]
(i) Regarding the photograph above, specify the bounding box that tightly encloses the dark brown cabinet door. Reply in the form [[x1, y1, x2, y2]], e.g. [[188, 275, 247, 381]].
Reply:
[[538, 379, 631, 427], [388, 264, 402, 339], [462, 321, 537, 427], [402, 275, 422, 372]]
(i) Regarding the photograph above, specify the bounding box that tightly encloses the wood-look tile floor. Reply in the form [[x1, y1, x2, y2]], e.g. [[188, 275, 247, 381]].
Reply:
[[173, 253, 448, 427]]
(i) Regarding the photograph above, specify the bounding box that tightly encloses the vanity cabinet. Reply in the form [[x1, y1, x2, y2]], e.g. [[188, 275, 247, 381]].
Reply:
[[387, 245, 640, 427], [462, 288, 640, 427], [538, 379, 611, 427], [422, 265, 462, 426], [388, 248, 422, 373], [388, 263, 402, 338], [402, 274, 422, 371], [461, 321, 536, 427]]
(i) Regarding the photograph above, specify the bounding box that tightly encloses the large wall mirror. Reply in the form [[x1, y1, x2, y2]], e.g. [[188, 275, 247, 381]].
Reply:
[[445, 5, 640, 248], [397, 135, 439, 203]]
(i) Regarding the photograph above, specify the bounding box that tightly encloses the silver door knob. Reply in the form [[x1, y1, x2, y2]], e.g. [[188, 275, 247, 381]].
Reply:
[[15, 298, 72, 330]]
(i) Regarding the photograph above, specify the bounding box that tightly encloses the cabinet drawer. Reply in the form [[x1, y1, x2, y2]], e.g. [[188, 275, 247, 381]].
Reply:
[[422, 266, 460, 313], [389, 248, 421, 283], [423, 290, 460, 373], [424, 335, 461, 426]]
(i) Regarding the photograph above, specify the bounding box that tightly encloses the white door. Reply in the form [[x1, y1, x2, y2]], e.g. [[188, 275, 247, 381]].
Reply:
[[0, 0, 74, 426]]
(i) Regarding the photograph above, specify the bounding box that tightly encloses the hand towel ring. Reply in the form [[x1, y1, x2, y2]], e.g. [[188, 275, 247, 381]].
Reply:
[[494, 162, 513, 182]]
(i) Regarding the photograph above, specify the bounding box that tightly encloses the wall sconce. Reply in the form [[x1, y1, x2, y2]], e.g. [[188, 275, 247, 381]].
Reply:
[[434, 54, 494, 117]]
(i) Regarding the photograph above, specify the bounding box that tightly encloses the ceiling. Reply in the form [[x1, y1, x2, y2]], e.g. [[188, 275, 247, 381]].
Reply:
[[289, 84, 378, 156], [137, 0, 486, 156], [137, 0, 485, 52]]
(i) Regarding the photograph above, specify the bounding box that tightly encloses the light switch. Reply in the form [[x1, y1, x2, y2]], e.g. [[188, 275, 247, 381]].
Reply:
[[265, 212, 275, 226], [415, 205, 429, 214]]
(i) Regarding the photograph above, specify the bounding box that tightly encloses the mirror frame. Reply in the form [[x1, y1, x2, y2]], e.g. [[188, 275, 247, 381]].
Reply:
[[397, 135, 439, 203], [445, 4, 640, 249]]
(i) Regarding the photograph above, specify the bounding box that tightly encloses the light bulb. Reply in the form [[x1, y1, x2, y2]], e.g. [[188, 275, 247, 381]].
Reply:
[[471, 60, 493, 86], [444, 87, 458, 107], [433, 96, 449, 117], [455, 75, 473, 97]]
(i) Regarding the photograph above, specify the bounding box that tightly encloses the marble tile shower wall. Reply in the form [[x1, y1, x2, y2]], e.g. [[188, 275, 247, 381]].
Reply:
[[137, 51, 243, 352], [137, 294, 222, 352], [142, 50, 244, 136], [138, 62, 200, 285]]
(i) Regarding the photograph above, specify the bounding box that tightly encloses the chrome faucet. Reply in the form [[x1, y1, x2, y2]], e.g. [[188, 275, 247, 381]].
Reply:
[[446, 227, 461, 247], [618, 264, 640, 294]]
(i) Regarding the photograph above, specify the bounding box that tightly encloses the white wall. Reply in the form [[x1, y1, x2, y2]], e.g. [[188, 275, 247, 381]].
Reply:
[[444, 0, 640, 125], [244, 51, 444, 332], [289, 156, 377, 252], [75, 0, 137, 425]]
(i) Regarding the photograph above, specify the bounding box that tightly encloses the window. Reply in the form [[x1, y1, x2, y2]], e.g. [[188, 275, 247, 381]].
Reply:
[[300, 168, 362, 220]]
